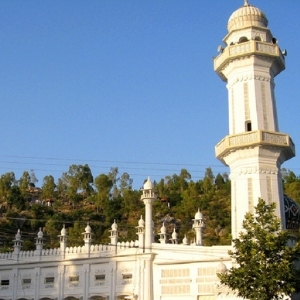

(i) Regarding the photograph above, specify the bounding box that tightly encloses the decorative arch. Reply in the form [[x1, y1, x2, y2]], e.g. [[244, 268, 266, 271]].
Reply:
[[64, 297, 80, 300], [238, 36, 248, 43], [89, 297, 107, 300], [254, 35, 262, 41]]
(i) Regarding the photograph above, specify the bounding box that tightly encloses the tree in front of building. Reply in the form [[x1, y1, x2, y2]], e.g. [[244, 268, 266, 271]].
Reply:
[[218, 199, 300, 300]]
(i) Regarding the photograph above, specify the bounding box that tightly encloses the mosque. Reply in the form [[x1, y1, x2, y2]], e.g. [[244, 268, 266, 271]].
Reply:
[[0, 1, 299, 299]]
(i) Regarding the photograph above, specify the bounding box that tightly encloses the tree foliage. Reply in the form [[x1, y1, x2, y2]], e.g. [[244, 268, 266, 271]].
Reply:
[[218, 199, 300, 300]]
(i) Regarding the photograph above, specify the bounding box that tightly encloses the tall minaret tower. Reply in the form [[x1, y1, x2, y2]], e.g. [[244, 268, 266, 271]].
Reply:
[[214, 1, 295, 239]]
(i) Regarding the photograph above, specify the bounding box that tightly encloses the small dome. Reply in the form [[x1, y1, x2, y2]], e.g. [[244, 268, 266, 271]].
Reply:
[[172, 227, 178, 239], [85, 223, 92, 233], [160, 222, 166, 234], [37, 228, 43, 238], [111, 220, 118, 230], [182, 234, 189, 245], [194, 208, 203, 220], [216, 261, 228, 274], [61, 225, 67, 236], [138, 215, 145, 227], [143, 177, 154, 190], [228, 1, 268, 32], [284, 194, 300, 229], [15, 229, 21, 240]]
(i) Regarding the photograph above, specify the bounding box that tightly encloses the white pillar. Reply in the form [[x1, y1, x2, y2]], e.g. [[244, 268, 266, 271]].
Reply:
[[141, 177, 157, 252]]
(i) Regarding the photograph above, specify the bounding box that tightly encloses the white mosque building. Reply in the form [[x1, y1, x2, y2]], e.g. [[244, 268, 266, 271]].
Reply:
[[0, 1, 299, 300]]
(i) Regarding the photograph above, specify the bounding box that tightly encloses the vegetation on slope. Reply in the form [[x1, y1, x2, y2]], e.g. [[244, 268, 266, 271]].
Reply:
[[0, 165, 298, 252]]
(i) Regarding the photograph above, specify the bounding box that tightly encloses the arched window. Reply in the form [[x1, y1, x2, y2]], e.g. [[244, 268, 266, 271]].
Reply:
[[239, 37, 248, 43], [254, 36, 262, 41]]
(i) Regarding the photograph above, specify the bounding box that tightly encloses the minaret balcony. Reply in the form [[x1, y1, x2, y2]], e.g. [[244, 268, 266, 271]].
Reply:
[[214, 40, 285, 81], [215, 130, 295, 164]]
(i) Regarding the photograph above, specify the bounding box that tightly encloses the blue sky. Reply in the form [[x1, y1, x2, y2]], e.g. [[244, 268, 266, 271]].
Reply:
[[0, 0, 299, 189]]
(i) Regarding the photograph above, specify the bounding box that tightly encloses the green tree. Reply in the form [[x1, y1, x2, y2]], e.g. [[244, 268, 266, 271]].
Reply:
[[119, 172, 133, 195], [7, 186, 25, 210], [108, 167, 120, 198], [41, 175, 56, 200], [19, 171, 31, 200], [0, 172, 16, 204], [202, 167, 214, 193], [64, 164, 94, 208], [94, 174, 113, 213], [218, 199, 300, 300]]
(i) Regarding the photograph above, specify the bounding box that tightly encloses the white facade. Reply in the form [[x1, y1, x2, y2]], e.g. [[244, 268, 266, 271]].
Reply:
[[0, 182, 230, 300], [0, 1, 296, 300]]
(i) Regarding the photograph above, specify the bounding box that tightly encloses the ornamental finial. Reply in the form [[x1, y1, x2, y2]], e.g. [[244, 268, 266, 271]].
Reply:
[[244, 0, 249, 5]]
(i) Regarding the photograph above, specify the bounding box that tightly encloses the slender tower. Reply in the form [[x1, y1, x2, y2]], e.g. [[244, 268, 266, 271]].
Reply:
[[141, 177, 157, 251], [214, 1, 295, 239]]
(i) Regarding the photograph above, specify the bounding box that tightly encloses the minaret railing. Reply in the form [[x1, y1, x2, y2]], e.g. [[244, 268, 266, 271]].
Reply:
[[214, 40, 285, 75], [216, 130, 295, 160]]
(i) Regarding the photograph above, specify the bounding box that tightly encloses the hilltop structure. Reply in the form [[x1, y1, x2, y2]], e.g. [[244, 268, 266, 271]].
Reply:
[[0, 1, 298, 300]]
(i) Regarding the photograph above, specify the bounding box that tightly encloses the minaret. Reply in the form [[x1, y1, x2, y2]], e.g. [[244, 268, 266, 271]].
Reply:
[[136, 215, 145, 251], [58, 224, 68, 255], [35, 227, 44, 256], [193, 209, 205, 246], [109, 220, 118, 246], [140, 177, 157, 251], [158, 222, 167, 244], [214, 1, 295, 238], [170, 226, 178, 244], [82, 223, 93, 254], [13, 229, 23, 260]]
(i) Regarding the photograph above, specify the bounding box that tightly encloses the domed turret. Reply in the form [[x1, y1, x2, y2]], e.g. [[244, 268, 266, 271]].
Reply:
[[182, 234, 189, 245], [143, 177, 154, 190], [61, 224, 67, 236], [58, 224, 68, 254], [138, 215, 145, 227], [160, 222, 166, 234], [158, 222, 167, 244], [37, 228, 43, 238], [171, 227, 177, 240], [109, 220, 118, 245], [85, 223, 92, 233], [170, 226, 178, 244], [35, 228, 44, 255], [193, 209, 205, 246], [15, 229, 21, 240], [82, 223, 93, 254], [111, 220, 118, 231], [13, 229, 23, 257], [194, 208, 203, 220], [228, 0, 268, 32], [216, 261, 228, 274]]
